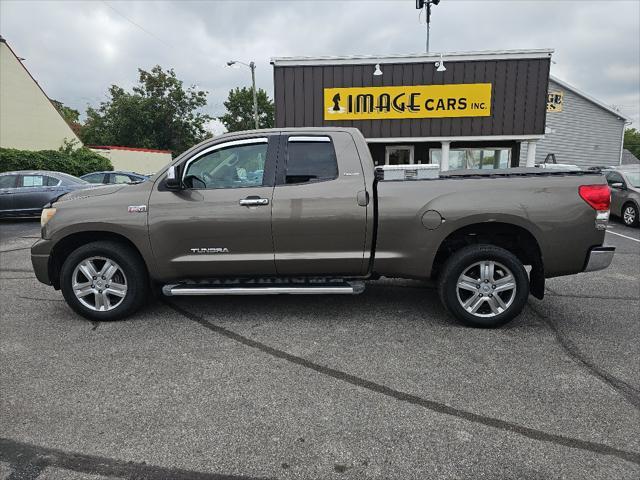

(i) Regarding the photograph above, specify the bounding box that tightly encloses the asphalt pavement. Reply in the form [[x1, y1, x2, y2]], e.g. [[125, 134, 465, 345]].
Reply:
[[0, 218, 638, 479]]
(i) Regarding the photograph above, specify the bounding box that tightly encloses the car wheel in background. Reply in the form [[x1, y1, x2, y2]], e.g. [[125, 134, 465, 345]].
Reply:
[[437, 244, 529, 328], [622, 203, 639, 227], [60, 241, 148, 321]]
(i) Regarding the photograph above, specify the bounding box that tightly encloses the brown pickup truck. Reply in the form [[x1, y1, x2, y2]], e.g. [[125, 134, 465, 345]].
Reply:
[[31, 127, 614, 327]]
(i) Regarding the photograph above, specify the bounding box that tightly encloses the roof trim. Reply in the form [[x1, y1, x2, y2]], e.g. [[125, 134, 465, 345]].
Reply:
[[549, 75, 628, 121], [87, 145, 172, 154], [271, 49, 554, 66], [366, 135, 545, 143]]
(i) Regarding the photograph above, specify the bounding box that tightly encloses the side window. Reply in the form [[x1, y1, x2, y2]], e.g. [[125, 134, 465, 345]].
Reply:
[[112, 174, 132, 184], [0, 175, 18, 188], [606, 172, 624, 186], [184, 141, 268, 189], [21, 175, 44, 187], [83, 174, 104, 184], [285, 137, 338, 185], [44, 176, 60, 186]]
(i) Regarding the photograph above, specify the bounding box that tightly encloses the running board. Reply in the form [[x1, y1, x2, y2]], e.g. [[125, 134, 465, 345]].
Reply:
[[162, 279, 365, 296]]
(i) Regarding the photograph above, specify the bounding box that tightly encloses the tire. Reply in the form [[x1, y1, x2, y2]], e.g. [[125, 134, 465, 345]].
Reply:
[[60, 241, 149, 321], [437, 244, 529, 328], [622, 202, 639, 227]]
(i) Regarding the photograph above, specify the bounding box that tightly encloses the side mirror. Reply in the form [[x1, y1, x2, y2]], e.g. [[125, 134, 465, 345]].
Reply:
[[610, 182, 625, 190], [164, 165, 182, 190]]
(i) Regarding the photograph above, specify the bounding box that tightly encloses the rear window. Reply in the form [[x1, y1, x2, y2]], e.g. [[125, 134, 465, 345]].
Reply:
[[285, 138, 338, 185], [0, 175, 18, 188]]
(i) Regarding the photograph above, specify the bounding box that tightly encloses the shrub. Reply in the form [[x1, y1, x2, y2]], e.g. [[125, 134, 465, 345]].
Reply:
[[0, 147, 113, 177]]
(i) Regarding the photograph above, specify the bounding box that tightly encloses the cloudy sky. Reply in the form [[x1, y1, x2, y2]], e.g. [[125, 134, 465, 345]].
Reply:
[[1, 0, 638, 132]]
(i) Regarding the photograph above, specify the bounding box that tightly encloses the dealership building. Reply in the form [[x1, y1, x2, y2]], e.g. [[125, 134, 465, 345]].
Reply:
[[271, 49, 627, 170]]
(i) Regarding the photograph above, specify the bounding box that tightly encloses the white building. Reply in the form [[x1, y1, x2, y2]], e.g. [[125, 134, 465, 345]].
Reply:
[[521, 76, 628, 168], [0, 37, 81, 150]]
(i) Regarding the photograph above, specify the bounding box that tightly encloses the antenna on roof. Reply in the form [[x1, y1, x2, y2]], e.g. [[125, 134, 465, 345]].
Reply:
[[417, 0, 441, 53]]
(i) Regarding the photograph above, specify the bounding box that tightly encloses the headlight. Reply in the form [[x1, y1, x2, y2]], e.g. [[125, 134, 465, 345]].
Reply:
[[41, 207, 57, 227]]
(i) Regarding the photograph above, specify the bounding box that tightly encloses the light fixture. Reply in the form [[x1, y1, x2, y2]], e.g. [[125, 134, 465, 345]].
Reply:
[[373, 64, 383, 76], [435, 53, 446, 72]]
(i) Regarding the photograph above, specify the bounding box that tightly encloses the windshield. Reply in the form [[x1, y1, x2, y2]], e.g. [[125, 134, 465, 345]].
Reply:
[[624, 171, 640, 188]]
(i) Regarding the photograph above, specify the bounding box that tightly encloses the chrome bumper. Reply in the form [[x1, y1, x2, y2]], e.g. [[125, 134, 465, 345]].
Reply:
[[584, 246, 615, 272]]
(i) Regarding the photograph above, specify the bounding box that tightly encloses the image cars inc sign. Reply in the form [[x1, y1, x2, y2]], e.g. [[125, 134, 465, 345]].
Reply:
[[323, 83, 492, 120]]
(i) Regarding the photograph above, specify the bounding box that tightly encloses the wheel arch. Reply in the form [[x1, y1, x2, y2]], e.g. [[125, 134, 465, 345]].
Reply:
[[48, 231, 148, 289], [430, 222, 545, 299]]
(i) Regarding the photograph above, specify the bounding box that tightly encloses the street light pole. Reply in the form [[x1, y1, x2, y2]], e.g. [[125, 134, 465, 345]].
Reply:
[[249, 61, 258, 129], [226, 60, 259, 129]]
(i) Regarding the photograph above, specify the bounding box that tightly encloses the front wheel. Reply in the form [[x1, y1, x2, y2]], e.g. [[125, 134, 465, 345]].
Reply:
[[60, 241, 149, 321], [438, 244, 529, 328], [622, 203, 639, 227]]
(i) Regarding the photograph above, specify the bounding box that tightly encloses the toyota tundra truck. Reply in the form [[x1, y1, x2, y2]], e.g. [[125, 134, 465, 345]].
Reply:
[[31, 127, 614, 327]]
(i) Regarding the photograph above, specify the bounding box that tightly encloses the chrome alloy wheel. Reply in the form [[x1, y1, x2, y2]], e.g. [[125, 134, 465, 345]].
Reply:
[[623, 206, 636, 225], [456, 260, 517, 318], [72, 256, 128, 312]]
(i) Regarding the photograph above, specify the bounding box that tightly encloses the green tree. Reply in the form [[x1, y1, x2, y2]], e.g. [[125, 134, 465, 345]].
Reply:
[[51, 99, 80, 123], [80, 66, 212, 155], [624, 128, 640, 160], [219, 87, 274, 132], [51, 99, 82, 137]]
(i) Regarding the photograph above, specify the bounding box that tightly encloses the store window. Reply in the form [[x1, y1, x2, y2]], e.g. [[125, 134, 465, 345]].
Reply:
[[430, 148, 511, 170], [385, 146, 414, 165]]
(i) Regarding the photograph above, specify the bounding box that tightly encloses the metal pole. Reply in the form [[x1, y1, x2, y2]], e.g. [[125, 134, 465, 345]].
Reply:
[[250, 61, 259, 129], [426, 2, 431, 53]]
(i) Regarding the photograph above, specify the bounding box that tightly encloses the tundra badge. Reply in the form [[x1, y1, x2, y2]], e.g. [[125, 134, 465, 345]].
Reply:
[[190, 248, 230, 254], [128, 205, 147, 213]]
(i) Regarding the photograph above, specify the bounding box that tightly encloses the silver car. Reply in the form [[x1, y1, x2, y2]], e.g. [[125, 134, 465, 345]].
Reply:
[[0, 170, 92, 218], [606, 166, 640, 227]]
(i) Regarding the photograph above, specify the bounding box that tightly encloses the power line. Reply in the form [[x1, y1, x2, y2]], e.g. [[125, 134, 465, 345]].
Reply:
[[100, 1, 172, 49]]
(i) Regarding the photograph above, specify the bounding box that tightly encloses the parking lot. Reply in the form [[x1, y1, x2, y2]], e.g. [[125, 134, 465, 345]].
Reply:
[[0, 219, 638, 480]]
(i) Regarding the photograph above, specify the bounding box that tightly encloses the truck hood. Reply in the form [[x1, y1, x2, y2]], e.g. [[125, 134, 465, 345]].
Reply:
[[55, 184, 127, 204]]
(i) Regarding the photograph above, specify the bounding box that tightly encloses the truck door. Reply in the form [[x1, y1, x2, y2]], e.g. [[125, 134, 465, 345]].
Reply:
[[148, 136, 278, 279], [271, 132, 368, 276]]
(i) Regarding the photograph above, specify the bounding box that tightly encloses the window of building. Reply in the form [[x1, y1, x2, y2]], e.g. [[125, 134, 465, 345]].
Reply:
[[184, 141, 268, 189], [385, 146, 414, 165], [430, 148, 511, 170], [285, 137, 338, 184]]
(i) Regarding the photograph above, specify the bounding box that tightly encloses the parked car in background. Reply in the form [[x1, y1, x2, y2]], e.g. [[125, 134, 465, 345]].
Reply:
[[0, 170, 94, 218], [81, 171, 149, 184], [606, 166, 640, 227]]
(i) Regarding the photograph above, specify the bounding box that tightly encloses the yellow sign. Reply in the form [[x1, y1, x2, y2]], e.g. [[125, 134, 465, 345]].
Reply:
[[547, 91, 563, 112], [323, 83, 492, 120]]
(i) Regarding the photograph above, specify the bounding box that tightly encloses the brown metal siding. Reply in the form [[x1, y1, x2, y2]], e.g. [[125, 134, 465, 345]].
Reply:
[[274, 58, 550, 137]]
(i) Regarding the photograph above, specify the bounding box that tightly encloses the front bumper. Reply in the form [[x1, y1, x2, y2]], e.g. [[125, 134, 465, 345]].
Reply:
[[31, 238, 53, 285], [583, 246, 615, 272]]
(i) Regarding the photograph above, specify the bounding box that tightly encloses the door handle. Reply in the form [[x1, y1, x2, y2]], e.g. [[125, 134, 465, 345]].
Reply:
[[239, 197, 269, 206]]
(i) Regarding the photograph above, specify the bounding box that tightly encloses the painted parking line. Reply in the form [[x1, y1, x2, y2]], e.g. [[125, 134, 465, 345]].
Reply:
[[606, 229, 640, 243]]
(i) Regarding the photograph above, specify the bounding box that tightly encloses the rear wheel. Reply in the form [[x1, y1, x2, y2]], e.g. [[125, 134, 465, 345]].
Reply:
[[622, 203, 639, 227], [438, 244, 529, 328], [60, 241, 148, 321]]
